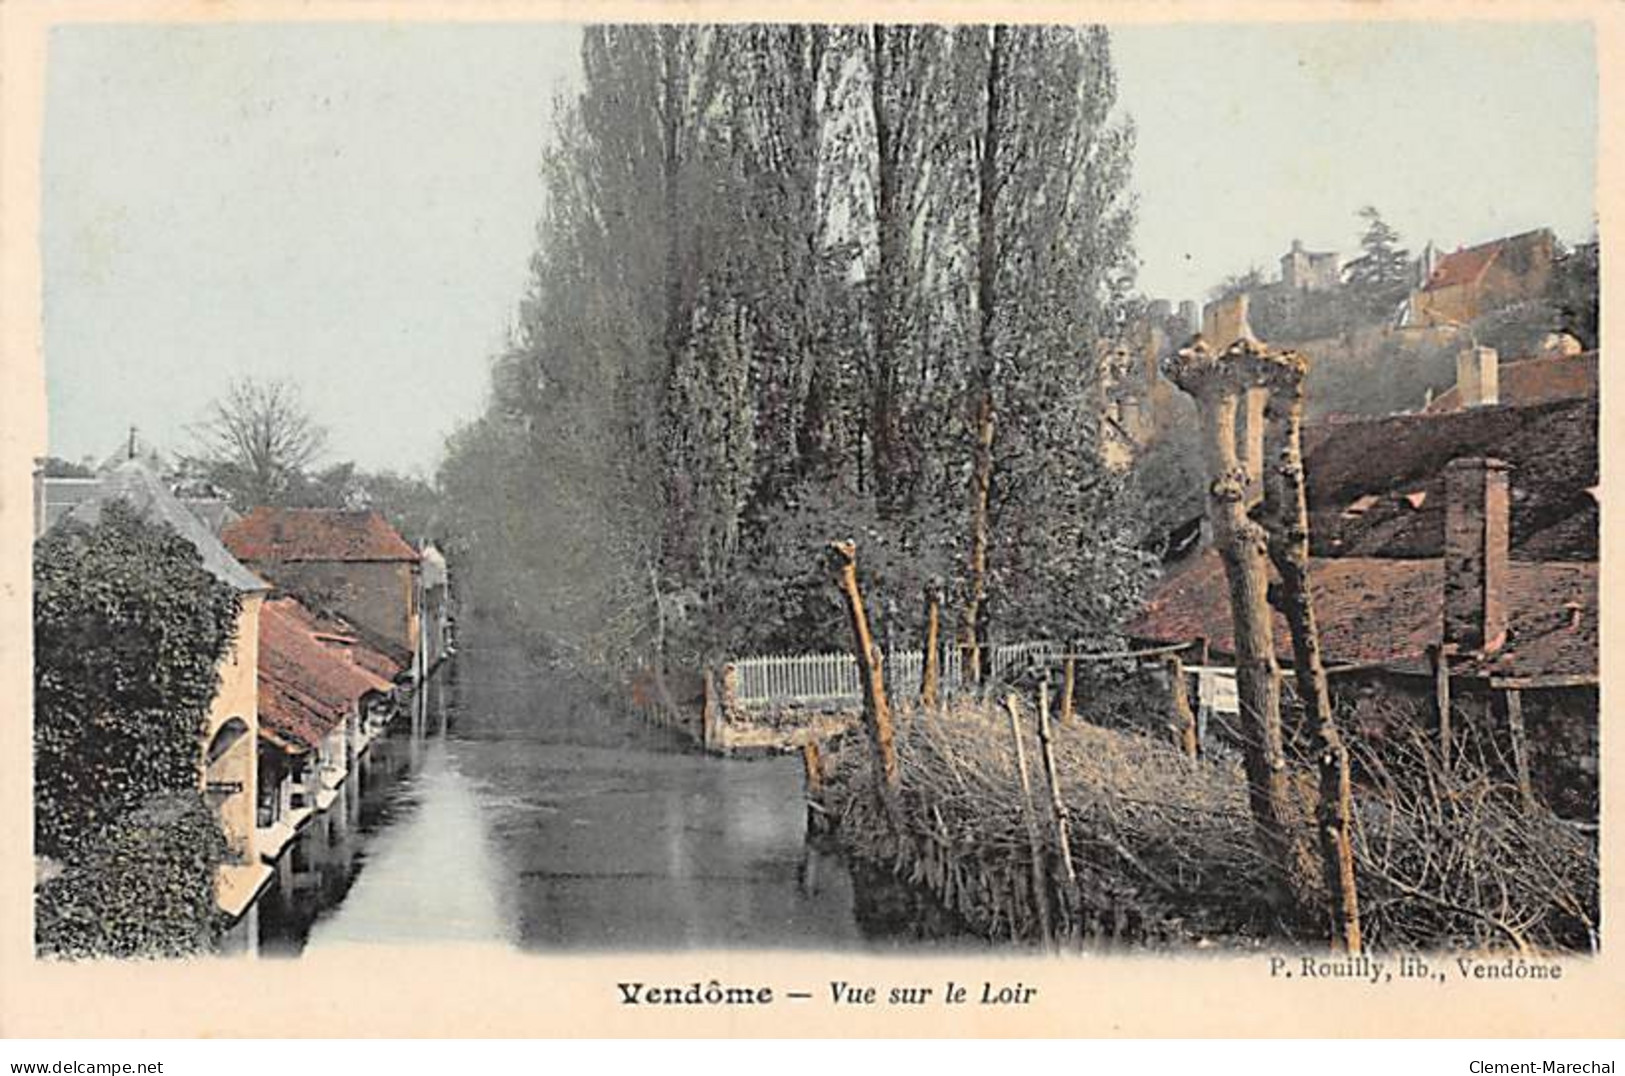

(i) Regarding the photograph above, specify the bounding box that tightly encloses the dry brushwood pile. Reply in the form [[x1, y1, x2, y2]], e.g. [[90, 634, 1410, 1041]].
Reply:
[[825, 701, 1281, 946], [822, 700, 1597, 951], [1346, 722, 1598, 952]]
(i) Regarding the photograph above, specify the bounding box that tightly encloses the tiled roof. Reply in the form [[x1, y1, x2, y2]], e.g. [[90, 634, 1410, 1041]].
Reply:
[[258, 598, 395, 751], [1127, 549, 1596, 681], [1421, 230, 1550, 293], [1422, 241, 1501, 292], [300, 605, 408, 683], [63, 461, 268, 594], [1425, 352, 1598, 414], [223, 508, 419, 563], [1301, 398, 1597, 561]]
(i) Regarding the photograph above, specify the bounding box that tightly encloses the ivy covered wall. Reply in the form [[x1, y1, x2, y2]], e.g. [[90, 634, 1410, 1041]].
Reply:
[[33, 500, 241, 957]]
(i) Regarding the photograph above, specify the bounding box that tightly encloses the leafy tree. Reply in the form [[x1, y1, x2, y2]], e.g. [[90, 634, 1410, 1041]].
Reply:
[[442, 22, 1151, 682], [1129, 395, 1206, 552], [351, 469, 443, 544], [951, 25, 1151, 650], [1345, 206, 1411, 321], [33, 500, 240, 860], [1304, 333, 1457, 420], [1210, 266, 1267, 303], [1549, 239, 1599, 350], [39, 456, 95, 478], [186, 377, 329, 508]]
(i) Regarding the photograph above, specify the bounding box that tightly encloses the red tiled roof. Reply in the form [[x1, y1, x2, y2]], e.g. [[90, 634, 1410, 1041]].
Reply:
[[1425, 352, 1598, 414], [1421, 229, 1552, 294], [258, 598, 395, 751], [1423, 242, 1501, 292], [223, 508, 418, 563], [1128, 550, 1596, 680]]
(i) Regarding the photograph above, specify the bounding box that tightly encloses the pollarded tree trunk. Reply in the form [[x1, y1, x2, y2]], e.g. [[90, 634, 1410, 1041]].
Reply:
[[1258, 350, 1362, 953], [1166, 336, 1317, 916]]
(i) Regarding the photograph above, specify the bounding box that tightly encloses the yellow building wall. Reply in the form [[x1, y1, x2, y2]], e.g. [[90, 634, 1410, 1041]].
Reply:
[[1413, 282, 1476, 326], [201, 591, 261, 864]]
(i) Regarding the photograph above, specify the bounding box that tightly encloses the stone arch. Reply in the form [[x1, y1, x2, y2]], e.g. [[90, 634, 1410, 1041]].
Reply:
[[204, 717, 255, 861]]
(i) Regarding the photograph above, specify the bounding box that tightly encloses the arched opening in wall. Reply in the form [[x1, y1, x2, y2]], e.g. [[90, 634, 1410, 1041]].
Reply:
[[205, 717, 253, 862]]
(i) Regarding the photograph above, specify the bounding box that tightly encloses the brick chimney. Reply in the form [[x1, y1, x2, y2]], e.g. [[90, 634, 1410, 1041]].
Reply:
[[1454, 346, 1499, 408], [1443, 457, 1511, 654]]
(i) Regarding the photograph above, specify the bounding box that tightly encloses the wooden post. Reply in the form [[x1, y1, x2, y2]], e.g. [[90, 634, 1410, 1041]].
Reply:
[[920, 581, 941, 711], [1034, 675, 1081, 941], [1002, 692, 1053, 949], [1429, 644, 1452, 770], [801, 740, 827, 833], [1504, 689, 1535, 812], [1165, 653, 1198, 759], [1059, 656, 1076, 725], [698, 669, 718, 754], [829, 540, 901, 824]]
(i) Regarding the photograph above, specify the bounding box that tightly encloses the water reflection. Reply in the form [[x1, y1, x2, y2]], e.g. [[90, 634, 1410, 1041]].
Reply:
[[255, 638, 872, 953]]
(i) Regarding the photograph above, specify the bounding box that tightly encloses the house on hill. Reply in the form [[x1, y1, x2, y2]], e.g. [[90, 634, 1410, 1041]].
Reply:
[[223, 508, 423, 675], [1404, 229, 1556, 327], [1280, 238, 1341, 292], [54, 459, 277, 936]]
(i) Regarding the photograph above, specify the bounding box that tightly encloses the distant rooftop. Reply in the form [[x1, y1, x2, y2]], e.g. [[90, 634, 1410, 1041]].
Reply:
[[1420, 229, 1553, 293], [223, 507, 419, 564], [1129, 550, 1595, 682]]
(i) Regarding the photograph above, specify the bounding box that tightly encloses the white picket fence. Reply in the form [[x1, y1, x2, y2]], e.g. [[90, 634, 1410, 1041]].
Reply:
[[728, 640, 1060, 710]]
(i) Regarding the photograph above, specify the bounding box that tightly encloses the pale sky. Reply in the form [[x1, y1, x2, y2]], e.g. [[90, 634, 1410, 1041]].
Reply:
[[43, 20, 1596, 474], [1112, 21, 1597, 303]]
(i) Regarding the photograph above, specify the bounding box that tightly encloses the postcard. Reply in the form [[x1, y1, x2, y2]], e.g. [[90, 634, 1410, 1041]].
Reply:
[[1, 0, 1619, 1038]]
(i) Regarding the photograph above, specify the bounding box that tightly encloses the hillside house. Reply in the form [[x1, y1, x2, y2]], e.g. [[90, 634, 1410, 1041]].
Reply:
[[1280, 238, 1341, 292], [1404, 229, 1556, 328]]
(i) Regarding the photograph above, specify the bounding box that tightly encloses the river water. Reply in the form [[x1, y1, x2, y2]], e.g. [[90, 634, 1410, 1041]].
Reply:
[[255, 633, 874, 954]]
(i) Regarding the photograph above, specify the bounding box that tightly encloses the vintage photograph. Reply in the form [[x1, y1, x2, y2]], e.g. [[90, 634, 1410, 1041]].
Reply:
[[24, 14, 1599, 969]]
